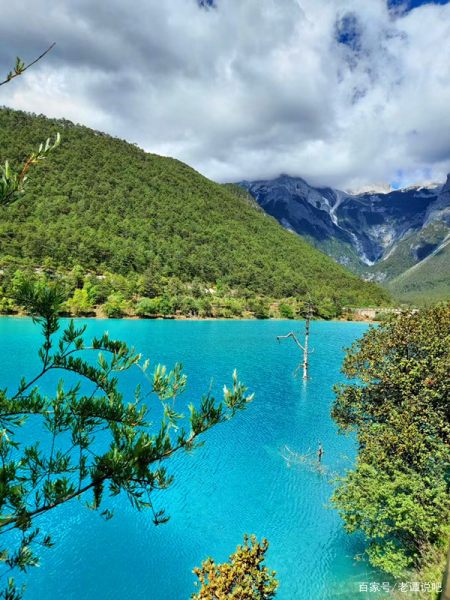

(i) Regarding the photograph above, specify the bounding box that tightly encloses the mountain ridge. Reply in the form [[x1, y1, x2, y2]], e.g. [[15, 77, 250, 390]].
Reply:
[[238, 173, 450, 303]]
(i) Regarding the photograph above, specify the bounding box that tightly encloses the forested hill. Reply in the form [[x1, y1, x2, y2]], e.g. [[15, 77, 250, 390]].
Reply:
[[0, 108, 389, 316]]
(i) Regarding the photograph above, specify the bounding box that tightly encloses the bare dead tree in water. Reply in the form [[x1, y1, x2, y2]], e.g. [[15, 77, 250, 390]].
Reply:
[[277, 299, 315, 379]]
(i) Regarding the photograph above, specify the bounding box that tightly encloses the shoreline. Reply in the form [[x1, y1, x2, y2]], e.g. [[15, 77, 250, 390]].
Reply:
[[0, 312, 379, 324]]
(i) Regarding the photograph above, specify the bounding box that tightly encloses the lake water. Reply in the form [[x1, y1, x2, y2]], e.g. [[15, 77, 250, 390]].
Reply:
[[0, 318, 381, 600]]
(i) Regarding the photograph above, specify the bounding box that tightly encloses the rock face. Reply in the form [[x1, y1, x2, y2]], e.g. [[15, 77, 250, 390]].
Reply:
[[239, 175, 450, 285], [239, 175, 353, 248], [424, 174, 450, 227]]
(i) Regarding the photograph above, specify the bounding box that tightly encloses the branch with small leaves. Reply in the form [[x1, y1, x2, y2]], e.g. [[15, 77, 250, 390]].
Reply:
[[0, 44, 55, 87], [0, 282, 253, 598], [0, 133, 60, 206], [0, 44, 60, 207]]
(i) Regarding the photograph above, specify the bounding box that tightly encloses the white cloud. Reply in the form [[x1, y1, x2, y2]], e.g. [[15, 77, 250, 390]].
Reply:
[[1, 0, 450, 188]]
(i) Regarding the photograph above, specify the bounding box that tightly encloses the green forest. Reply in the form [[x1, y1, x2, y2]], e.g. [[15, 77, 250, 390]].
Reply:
[[0, 108, 389, 319], [332, 304, 450, 590]]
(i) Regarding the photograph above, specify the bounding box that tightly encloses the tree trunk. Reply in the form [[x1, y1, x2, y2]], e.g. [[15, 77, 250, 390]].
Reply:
[[302, 317, 310, 379], [277, 314, 312, 380]]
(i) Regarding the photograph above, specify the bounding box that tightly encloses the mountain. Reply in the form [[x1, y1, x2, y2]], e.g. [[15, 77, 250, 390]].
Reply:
[[0, 108, 388, 315], [239, 174, 450, 303], [387, 177, 450, 303], [388, 234, 450, 303]]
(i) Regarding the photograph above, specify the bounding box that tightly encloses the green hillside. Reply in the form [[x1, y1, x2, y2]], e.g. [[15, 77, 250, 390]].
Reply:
[[388, 235, 450, 305], [0, 108, 389, 317], [367, 220, 450, 283]]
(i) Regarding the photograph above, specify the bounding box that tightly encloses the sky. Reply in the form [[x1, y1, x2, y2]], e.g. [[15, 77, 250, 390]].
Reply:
[[1, 0, 450, 189]]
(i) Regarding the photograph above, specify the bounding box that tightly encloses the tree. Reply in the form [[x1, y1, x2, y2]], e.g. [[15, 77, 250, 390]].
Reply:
[[331, 304, 450, 576], [315, 296, 340, 320], [103, 292, 127, 318], [277, 298, 316, 379], [65, 286, 95, 316], [159, 295, 174, 317], [198, 297, 213, 318], [192, 535, 278, 599], [249, 298, 269, 320], [278, 303, 294, 319], [0, 282, 253, 598], [135, 296, 160, 317]]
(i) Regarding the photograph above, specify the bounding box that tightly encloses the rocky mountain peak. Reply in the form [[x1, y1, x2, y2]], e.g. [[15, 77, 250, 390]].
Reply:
[[239, 173, 449, 269], [442, 173, 450, 193]]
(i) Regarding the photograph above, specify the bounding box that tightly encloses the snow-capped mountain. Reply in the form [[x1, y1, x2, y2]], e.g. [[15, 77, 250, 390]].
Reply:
[[238, 174, 450, 294]]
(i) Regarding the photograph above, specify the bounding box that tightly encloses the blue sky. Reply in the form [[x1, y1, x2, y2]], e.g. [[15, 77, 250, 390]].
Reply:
[[389, 0, 449, 8]]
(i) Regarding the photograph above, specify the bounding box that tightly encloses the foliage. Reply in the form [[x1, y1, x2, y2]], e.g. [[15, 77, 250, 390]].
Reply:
[[0, 134, 60, 206], [248, 298, 269, 320], [192, 535, 278, 599], [0, 282, 253, 598], [64, 285, 95, 316], [0, 44, 55, 88], [278, 303, 294, 319], [135, 297, 160, 317], [197, 297, 213, 317], [0, 295, 15, 314], [0, 108, 390, 310], [314, 296, 341, 319], [0, 264, 381, 319], [103, 293, 127, 318], [331, 304, 450, 576], [135, 296, 174, 318], [2, 56, 27, 85], [0, 55, 259, 599]]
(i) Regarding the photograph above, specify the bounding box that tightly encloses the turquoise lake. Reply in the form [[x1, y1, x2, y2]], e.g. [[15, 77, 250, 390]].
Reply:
[[0, 318, 381, 599]]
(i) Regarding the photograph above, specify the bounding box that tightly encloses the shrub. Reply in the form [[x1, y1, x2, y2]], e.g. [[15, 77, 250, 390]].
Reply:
[[103, 293, 127, 318], [192, 535, 278, 599]]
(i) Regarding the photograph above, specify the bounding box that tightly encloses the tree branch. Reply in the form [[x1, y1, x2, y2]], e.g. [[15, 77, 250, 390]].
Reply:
[[0, 43, 56, 86], [276, 332, 305, 351]]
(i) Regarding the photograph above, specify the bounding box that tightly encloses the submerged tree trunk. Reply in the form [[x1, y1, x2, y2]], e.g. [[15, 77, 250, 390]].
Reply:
[[302, 316, 310, 379], [277, 316, 312, 380]]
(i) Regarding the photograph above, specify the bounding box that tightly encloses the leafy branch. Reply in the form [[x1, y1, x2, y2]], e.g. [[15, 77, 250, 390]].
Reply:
[[0, 282, 253, 598], [0, 44, 59, 207], [0, 133, 60, 206], [0, 44, 55, 87]]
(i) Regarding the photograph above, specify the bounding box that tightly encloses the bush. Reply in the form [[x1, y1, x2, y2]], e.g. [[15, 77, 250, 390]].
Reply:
[[65, 286, 95, 316], [198, 298, 213, 318], [135, 297, 160, 317], [249, 299, 269, 319], [103, 293, 127, 318], [179, 296, 200, 317], [279, 302, 294, 319], [192, 535, 278, 599], [0, 295, 15, 314]]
